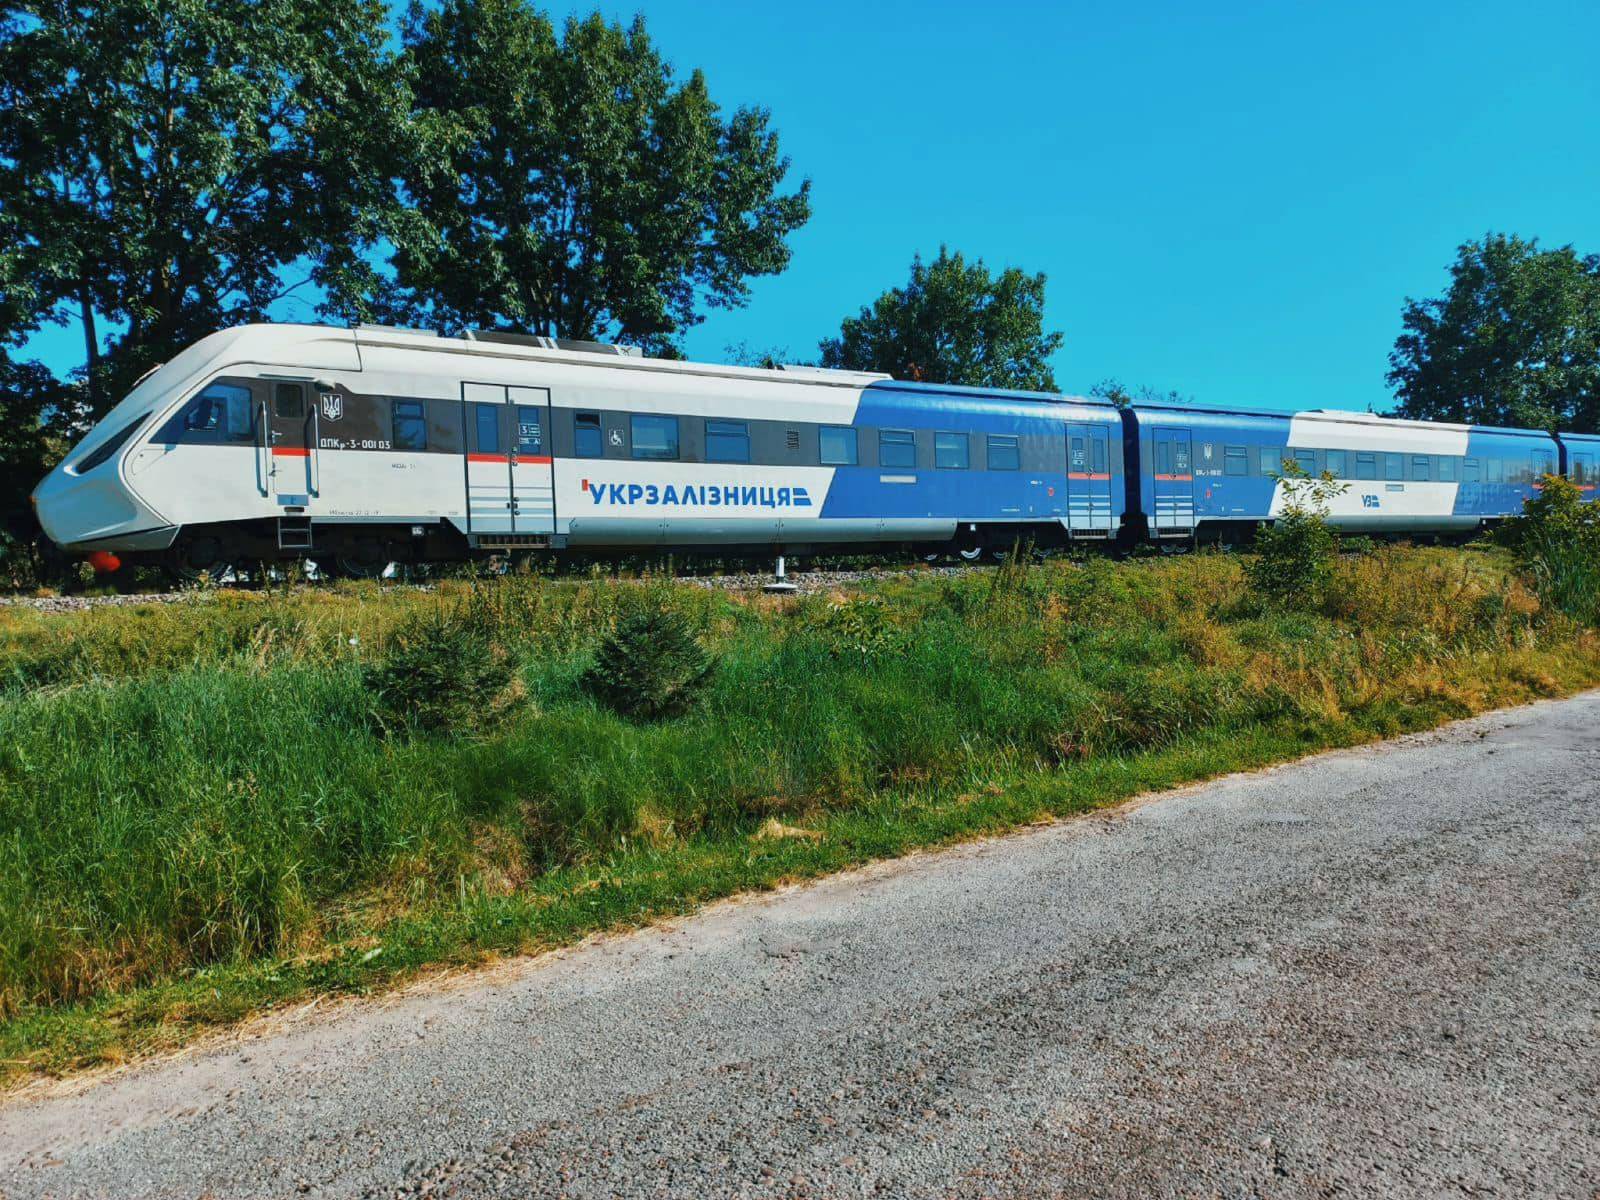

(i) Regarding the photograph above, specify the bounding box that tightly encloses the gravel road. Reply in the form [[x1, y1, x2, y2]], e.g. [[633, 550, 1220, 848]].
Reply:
[[4, 694, 1598, 1199]]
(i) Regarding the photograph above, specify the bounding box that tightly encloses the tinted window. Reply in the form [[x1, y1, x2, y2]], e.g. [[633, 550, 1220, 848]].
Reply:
[[1438, 456, 1457, 482], [1535, 450, 1555, 478], [1463, 456, 1480, 481], [1071, 436, 1088, 471], [935, 432, 969, 469], [1356, 452, 1377, 480], [1294, 449, 1317, 476], [1411, 455, 1431, 481], [879, 428, 916, 468], [516, 407, 543, 456], [1091, 438, 1107, 473], [392, 399, 428, 451], [575, 412, 603, 458], [1384, 454, 1404, 481], [1259, 449, 1279, 477], [819, 425, 858, 466], [1326, 449, 1348, 477], [1487, 458, 1504, 483], [1223, 445, 1247, 476], [274, 383, 304, 420], [631, 414, 678, 460], [705, 420, 749, 463], [987, 434, 1020, 471], [474, 405, 500, 454]]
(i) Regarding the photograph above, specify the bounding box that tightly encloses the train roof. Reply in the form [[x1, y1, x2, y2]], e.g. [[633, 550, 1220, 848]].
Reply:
[[1126, 398, 1558, 442]]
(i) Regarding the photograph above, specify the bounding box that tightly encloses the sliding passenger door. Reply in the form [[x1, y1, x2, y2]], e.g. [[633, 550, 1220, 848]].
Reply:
[[463, 383, 514, 534], [1152, 426, 1195, 536], [1066, 423, 1113, 535]]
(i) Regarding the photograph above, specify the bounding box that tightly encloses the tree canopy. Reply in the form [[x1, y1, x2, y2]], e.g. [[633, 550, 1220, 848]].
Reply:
[[1388, 233, 1600, 432], [818, 248, 1064, 390], [0, 0, 410, 416], [379, 0, 811, 355]]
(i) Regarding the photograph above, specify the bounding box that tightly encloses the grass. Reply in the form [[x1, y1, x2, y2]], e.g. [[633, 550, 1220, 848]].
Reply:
[[1, 544, 1597, 1088]]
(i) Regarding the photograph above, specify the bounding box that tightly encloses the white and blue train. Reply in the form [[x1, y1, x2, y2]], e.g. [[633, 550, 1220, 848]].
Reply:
[[30, 323, 1600, 575]]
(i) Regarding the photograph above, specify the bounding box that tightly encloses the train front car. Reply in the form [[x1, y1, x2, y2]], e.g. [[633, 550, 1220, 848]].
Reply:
[[1125, 403, 1559, 541], [31, 325, 367, 575]]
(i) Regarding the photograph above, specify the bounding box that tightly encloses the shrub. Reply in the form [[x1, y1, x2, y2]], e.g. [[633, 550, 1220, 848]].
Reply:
[[1498, 473, 1600, 625], [1249, 462, 1346, 607], [583, 604, 715, 719], [365, 608, 525, 736]]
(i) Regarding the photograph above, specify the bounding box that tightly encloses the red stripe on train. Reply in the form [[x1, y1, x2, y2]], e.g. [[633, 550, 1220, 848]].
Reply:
[[468, 453, 554, 464], [271, 447, 311, 458], [1154, 473, 1193, 481], [1067, 472, 1111, 480]]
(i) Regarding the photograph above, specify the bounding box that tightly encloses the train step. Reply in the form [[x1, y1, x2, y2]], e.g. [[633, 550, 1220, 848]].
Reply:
[[276, 517, 314, 551]]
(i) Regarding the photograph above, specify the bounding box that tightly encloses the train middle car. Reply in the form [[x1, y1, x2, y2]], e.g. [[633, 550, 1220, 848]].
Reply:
[[29, 322, 1586, 571]]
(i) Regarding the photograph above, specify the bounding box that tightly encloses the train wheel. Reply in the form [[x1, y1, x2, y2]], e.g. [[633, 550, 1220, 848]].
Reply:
[[334, 555, 394, 580]]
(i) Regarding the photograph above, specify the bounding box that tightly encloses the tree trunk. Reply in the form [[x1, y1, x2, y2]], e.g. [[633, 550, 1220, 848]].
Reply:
[[79, 273, 101, 416]]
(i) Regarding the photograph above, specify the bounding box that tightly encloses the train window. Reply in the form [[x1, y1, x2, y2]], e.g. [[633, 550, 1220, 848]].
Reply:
[[987, 434, 1020, 471], [631, 414, 678, 460], [516, 407, 543, 456], [1411, 455, 1431, 481], [1326, 449, 1348, 478], [1535, 450, 1555, 478], [392, 400, 428, 451], [1487, 458, 1504, 483], [1463, 457, 1480, 481], [1383, 454, 1404, 481], [1071, 437, 1087, 471], [880, 428, 916, 468], [474, 404, 501, 454], [1091, 438, 1107, 473], [1575, 455, 1594, 484], [819, 425, 858, 466], [1259, 449, 1279, 477], [273, 383, 305, 420], [1223, 445, 1247, 476], [1354, 452, 1376, 480], [705, 420, 749, 463], [1294, 449, 1316, 476], [935, 432, 969, 469], [1155, 440, 1172, 474], [574, 412, 603, 457], [155, 382, 255, 444], [1438, 456, 1457, 482]]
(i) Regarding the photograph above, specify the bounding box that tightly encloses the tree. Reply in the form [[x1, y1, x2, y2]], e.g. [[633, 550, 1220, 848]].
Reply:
[[1388, 233, 1600, 433], [382, 1, 811, 355], [0, 0, 410, 417], [818, 248, 1064, 390], [1090, 379, 1193, 409]]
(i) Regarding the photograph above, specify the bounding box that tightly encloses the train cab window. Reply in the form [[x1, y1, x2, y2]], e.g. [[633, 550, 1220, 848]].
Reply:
[[879, 428, 916, 468], [1326, 449, 1348, 478], [1294, 449, 1317, 476], [631, 414, 678, 460], [986, 434, 1020, 471], [1463, 457, 1480, 481], [705, 420, 749, 463], [1487, 458, 1504, 483], [273, 383, 305, 419], [574, 412, 604, 457], [1383, 454, 1404, 481], [1355, 452, 1377, 480], [819, 425, 858, 466], [935, 432, 969, 469], [391, 399, 428, 450], [154, 381, 256, 444], [1411, 455, 1431, 481], [1223, 445, 1248, 476], [1438, 456, 1457, 482]]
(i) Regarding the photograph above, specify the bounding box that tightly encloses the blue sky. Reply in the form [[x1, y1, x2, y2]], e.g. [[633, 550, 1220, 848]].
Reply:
[[25, 0, 1600, 413]]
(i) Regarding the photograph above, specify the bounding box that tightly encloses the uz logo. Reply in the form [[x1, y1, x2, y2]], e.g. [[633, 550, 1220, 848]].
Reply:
[[320, 392, 343, 421]]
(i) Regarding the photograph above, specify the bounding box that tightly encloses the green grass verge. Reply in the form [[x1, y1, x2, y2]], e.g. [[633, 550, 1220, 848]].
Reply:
[[1, 545, 1597, 1088]]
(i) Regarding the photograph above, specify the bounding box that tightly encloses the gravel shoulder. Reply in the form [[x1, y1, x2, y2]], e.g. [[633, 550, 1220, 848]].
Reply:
[[3, 693, 1597, 1199]]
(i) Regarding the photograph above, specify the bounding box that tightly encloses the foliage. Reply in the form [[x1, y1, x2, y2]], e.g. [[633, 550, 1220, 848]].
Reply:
[[1, 549, 1597, 1067], [364, 606, 525, 736], [0, 0, 410, 412], [818, 247, 1064, 389], [1248, 462, 1347, 606], [582, 602, 715, 719], [378, 1, 810, 355], [1498, 473, 1600, 624], [1089, 379, 1193, 408], [1389, 233, 1600, 432]]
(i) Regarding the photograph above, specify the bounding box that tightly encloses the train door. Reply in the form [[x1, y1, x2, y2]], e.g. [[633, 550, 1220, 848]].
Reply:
[[1152, 426, 1195, 535], [1066, 423, 1113, 535], [509, 387, 555, 535], [463, 383, 514, 534], [265, 380, 315, 504]]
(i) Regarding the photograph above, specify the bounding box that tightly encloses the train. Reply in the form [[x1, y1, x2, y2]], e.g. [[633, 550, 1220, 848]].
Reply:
[[30, 322, 1600, 577]]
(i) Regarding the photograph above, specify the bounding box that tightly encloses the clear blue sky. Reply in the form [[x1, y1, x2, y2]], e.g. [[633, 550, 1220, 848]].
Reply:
[[26, 0, 1600, 413]]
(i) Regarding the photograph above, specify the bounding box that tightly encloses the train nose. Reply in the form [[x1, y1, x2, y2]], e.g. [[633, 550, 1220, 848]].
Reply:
[[30, 458, 166, 552]]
